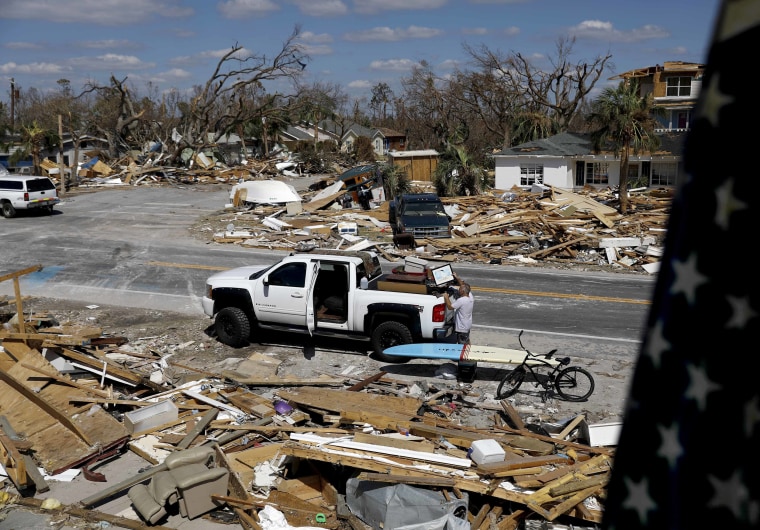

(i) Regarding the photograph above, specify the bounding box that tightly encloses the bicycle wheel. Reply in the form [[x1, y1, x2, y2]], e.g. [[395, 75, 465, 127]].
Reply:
[[496, 367, 526, 399], [554, 366, 595, 401]]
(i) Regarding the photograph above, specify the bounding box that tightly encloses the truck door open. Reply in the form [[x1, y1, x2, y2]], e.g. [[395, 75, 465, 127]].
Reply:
[[306, 261, 319, 335]]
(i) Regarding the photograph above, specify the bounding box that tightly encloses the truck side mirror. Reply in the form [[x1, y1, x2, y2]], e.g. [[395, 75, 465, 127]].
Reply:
[[262, 275, 269, 285]]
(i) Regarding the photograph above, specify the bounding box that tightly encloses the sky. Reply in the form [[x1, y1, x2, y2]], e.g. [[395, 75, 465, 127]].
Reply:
[[0, 0, 721, 107]]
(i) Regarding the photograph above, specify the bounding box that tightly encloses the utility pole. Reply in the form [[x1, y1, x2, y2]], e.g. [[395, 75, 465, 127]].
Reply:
[[10, 78, 15, 133], [58, 114, 65, 196], [262, 116, 268, 157]]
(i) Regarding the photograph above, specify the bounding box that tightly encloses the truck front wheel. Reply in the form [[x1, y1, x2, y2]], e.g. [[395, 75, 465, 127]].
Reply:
[[215, 307, 251, 347], [371, 321, 412, 363]]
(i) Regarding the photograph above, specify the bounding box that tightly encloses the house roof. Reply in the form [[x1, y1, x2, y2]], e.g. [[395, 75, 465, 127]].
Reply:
[[375, 127, 405, 138], [493, 131, 688, 158], [494, 132, 594, 157], [610, 61, 705, 80]]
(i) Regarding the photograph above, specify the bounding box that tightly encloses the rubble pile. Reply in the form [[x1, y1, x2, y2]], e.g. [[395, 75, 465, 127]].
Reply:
[[1, 277, 617, 530], [47, 149, 673, 273], [202, 182, 672, 274]]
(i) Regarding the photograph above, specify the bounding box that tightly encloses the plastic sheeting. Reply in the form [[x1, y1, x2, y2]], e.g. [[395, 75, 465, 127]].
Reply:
[[346, 478, 470, 530]]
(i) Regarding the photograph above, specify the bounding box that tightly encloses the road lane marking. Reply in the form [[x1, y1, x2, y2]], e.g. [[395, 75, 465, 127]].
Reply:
[[149, 261, 651, 305]]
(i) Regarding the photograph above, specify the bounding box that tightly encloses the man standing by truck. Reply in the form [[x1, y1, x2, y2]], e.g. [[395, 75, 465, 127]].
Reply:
[[443, 272, 476, 382]]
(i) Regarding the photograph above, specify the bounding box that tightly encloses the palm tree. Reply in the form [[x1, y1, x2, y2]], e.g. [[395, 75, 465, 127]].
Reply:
[[433, 145, 486, 197], [9, 121, 58, 175], [586, 80, 662, 213]]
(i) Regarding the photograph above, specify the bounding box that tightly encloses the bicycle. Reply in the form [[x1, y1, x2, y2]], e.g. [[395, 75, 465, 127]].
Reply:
[[496, 331, 595, 402]]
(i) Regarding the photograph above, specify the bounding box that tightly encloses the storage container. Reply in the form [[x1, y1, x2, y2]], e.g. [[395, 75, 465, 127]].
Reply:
[[469, 439, 506, 465]]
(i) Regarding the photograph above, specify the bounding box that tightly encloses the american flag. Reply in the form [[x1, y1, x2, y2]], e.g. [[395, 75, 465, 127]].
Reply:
[[602, 1, 760, 529]]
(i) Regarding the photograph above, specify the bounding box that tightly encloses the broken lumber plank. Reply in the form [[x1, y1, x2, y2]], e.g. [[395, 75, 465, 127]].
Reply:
[[0, 429, 28, 490], [499, 400, 526, 430], [0, 332, 92, 346], [290, 432, 471, 468], [355, 471, 455, 488], [0, 368, 93, 445], [476, 453, 572, 476]]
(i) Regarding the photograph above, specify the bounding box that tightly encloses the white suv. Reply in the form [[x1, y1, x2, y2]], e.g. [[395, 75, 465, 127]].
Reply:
[[0, 175, 60, 218]]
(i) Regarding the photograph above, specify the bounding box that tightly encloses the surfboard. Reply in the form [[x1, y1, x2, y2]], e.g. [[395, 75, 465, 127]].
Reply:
[[382, 343, 561, 366]]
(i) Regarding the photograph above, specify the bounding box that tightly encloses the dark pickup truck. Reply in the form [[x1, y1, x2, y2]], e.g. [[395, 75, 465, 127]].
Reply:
[[388, 193, 451, 242]]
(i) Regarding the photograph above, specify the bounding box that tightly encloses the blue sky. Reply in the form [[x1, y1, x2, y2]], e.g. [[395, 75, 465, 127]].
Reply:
[[1, 0, 720, 105]]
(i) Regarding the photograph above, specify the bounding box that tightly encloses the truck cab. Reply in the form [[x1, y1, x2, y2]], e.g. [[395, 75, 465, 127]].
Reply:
[[388, 193, 451, 242]]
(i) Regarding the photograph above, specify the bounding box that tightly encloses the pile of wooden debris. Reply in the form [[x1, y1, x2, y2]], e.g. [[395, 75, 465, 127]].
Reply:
[[0, 268, 616, 529], [45, 150, 673, 274], [209, 182, 672, 274]]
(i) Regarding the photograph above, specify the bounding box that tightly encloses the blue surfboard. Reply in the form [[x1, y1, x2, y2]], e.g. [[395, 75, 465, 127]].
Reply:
[[382, 343, 560, 366]]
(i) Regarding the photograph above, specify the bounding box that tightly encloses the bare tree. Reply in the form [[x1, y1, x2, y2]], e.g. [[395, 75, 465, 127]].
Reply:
[[76, 26, 309, 164], [466, 37, 612, 135], [370, 82, 394, 122]]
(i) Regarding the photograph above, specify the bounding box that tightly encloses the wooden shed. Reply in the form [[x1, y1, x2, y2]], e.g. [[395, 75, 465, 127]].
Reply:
[[388, 149, 439, 182]]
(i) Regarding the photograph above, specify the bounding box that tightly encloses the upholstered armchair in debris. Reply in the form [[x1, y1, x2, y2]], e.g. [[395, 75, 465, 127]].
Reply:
[[127, 470, 180, 525], [170, 462, 229, 519], [164, 444, 216, 469], [128, 445, 229, 524]]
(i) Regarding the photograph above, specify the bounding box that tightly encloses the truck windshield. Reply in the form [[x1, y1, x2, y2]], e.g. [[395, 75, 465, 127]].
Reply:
[[403, 202, 446, 216]]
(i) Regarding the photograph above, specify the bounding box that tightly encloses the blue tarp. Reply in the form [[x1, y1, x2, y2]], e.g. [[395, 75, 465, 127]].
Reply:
[[81, 156, 98, 169]]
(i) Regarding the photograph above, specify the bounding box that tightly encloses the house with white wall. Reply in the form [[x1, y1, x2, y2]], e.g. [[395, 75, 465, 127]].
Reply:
[[494, 60, 702, 192], [493, 132, 688, 191]]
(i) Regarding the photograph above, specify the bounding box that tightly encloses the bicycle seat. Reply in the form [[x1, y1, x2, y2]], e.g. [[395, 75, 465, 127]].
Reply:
[[559, 356, 571, 366]]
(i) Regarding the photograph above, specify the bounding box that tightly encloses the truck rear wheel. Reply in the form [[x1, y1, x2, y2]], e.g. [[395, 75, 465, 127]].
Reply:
[[215, 307, 251, 347], [371, 321, 412, 363]]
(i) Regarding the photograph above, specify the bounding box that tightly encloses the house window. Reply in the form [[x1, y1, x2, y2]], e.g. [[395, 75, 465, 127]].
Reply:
[[585, 162, 609, 185], [666, 77, 692, 97], [520, 163, 543, 186], [651, 162, 678, 186]]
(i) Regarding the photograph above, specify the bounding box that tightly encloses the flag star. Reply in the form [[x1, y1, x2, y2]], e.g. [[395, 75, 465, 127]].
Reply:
[[657, 423, 682, 468], [725, 295, 758, 328], [714, 179, 748, 230], [645, 319, 670, 369], [708, 470, 749, 518], [685, 362, 721, 410], [622, 476, 657, 524], [744, 395, 760, 437], [670, 253, 708, 306], [699, 72, 734, 127]]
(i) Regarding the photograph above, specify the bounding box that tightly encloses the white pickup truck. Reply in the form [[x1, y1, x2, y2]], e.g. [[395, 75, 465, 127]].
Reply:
[[201, 250, 455, 362]]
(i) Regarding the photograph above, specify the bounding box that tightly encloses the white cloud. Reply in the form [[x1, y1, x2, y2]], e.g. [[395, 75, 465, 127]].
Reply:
[[438, 59, 461, 70], [292, 0, 348, 17], [353, 0, 446, 14], [463, 27, 489, 36], [4, 41, 44, 50], [0, 0, 193, 25], [569, 20, 670, 43], [344, 25, 443, 42], [503, 26, 520, 36], [368, 58, 420, 72], [300, 32, 334, 44], [217, 0, 279, 18], [302, 44, 333, 56], [68, 54, 154, 70], [0, 61, 70, 75], [348, 79, 372, 89], [76, 40, 138, 49]]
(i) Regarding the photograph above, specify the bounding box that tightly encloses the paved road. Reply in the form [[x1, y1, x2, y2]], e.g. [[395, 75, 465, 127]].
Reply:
[[0, 184, 655, 361]]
